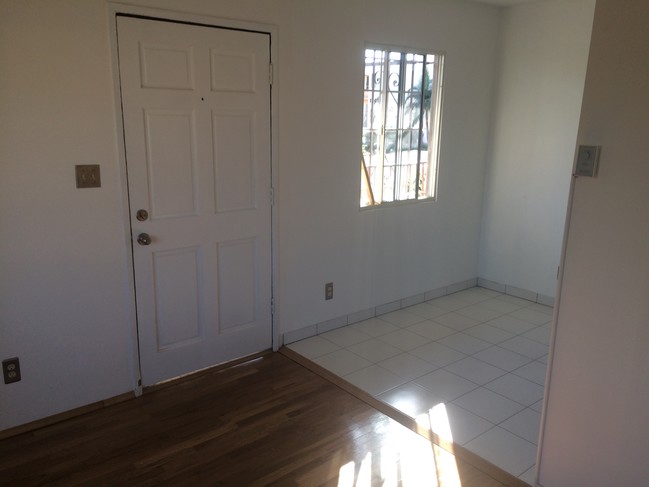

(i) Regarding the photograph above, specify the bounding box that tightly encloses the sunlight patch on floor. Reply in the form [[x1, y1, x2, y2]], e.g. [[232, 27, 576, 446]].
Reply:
[[338, 405, 462, 486], [338, 452, 372, 487], [428, 402, 454, 443]]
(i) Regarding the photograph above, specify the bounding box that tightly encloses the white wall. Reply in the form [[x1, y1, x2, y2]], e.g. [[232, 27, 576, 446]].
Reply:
[[538, 0, 649, 485], [0, 0, 500, 431], [278, 0, 500, 331], [479, 0, 595, 299], [0, 0, 137, 431]]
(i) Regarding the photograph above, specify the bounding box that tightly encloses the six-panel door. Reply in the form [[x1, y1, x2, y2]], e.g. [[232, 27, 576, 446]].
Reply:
[[117, 16, 272, 386]]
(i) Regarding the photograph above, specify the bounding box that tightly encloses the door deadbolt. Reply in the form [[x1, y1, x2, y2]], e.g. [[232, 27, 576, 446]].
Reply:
[[137, 233, 152, 246], [136, 209, 149, 221]]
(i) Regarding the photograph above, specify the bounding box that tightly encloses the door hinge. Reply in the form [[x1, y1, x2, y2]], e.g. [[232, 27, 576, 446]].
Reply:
[[270, 187, 275, 206], [269, 63, 274, 86], [271, 298, 276, 315]]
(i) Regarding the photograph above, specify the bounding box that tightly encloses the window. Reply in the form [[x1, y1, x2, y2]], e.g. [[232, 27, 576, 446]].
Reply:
[[360, 47, 444, 207]]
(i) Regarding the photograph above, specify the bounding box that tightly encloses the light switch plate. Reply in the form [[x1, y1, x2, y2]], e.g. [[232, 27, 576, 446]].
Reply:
[[75, 164, 101, 188], [574, 145, 601, 177]]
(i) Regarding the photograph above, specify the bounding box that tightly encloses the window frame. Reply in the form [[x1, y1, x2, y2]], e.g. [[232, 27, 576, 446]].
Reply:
[[360, 43, 445, 209]]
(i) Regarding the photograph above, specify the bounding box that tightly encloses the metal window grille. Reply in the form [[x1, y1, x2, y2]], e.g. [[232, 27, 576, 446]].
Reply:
[[361, 47, 444, 207]]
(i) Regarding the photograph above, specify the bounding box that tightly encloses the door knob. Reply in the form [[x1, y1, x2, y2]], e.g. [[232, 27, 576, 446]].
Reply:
[[137, 233, 152, 246], [136, 209, 149, 221]]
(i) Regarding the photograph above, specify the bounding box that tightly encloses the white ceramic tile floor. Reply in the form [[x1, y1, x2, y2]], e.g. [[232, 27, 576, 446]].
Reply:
[[519, 465, 538, 485], [470, 287, 502, 298], [344, 364, 406, 396], [349, 317, 400, 337], [319, 326, 370, 347], [500, 408, 542, 444], [406, 320, 457, 341], [464, 426, 538, 477], [407, 302, 449, 319], [443, 356, 507, 385], [522, 326, 551, 346], [346, 338, 402, 363], [487, 315, 538, 335], [378, 352, 438, 380], [378, 309, 425, 327], [429, 294, 471, 311], [410, 342, 467, 367], [509, 307, 553, 325], [456, 303, 504, 322], [438, 332, 492, 355], [484, 373, 545, 407], [286, 287, 552, 483], [530, 399, 544, 413], [452, 387, 525, 424], [463, 323, 516, 344], [441, 403, 495, 445], [494, 294, 534, 307], [513, 360, 548, 385], [285, 335, 339, 359], [379, 329, 430, 351], [378, 382, 445, 418], [434, 312, 481, 331], [312, 348, 371, 376], [414, 369, 479, 401], [499, 335, 549, 360], [473, 345, 533, 371], [478, 298, 526, 314]]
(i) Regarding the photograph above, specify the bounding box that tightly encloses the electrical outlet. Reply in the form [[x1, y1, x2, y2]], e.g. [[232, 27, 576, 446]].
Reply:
[[2, 357, 21, 384], [325, 282, 333, 300]]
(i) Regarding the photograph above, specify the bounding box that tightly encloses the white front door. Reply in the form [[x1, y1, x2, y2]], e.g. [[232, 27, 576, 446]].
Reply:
[[117, 16, 272, 386]]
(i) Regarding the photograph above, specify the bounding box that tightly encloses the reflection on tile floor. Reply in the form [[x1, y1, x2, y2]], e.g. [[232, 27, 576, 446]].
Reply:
[[287, 287, 552, 483]]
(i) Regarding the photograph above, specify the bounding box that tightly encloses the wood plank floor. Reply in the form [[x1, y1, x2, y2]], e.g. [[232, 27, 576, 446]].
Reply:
[[0, 352, 506, 486]]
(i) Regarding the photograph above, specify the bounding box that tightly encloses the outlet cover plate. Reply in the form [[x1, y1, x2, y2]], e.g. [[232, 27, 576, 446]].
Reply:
[[325, 282, 334, 300], [2, 357, 21, 384], [574, 145, 600, 177], [75, 164, 101, 188]]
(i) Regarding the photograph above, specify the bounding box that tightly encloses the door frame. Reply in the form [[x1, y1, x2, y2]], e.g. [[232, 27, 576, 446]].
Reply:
[[107, 3, 280, 395]]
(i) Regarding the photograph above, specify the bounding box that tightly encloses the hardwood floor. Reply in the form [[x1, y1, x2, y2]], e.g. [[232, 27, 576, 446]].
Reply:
[[0, 352, 506, 486]]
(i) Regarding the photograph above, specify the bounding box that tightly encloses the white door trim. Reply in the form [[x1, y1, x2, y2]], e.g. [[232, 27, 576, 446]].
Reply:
[[106, 3, 280, 394]]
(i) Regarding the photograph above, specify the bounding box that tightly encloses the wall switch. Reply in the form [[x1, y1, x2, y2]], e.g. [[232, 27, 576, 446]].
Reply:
[[2, 357, 21, 384], [574, 145, 601, 177], [75, 164, 101, 188], [325, 282, 334, 300]]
